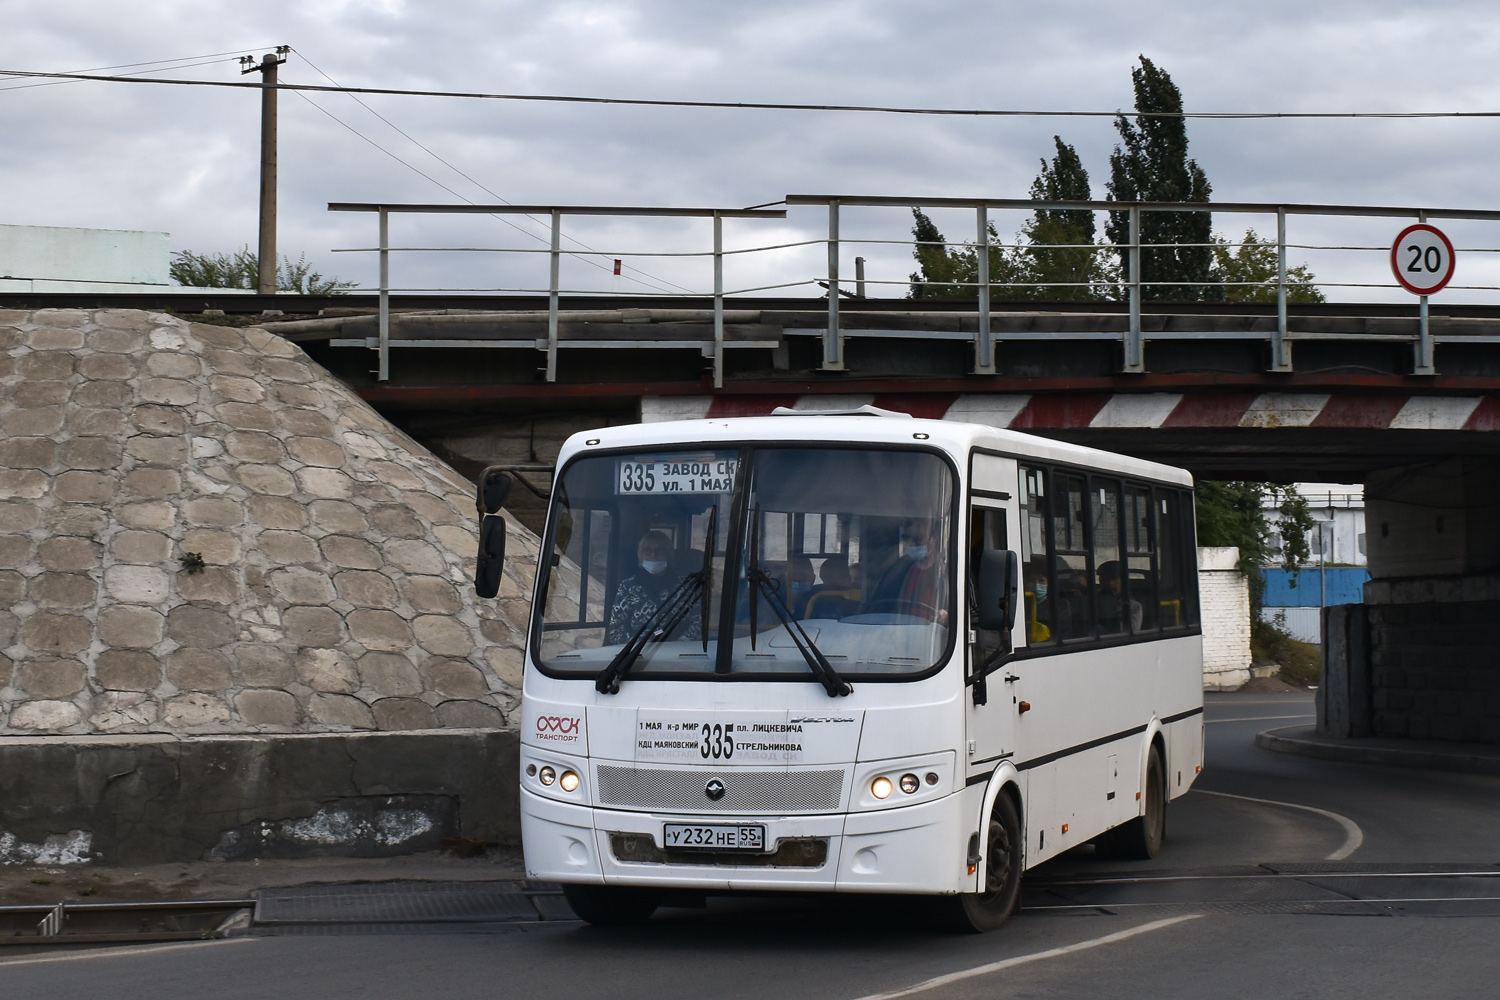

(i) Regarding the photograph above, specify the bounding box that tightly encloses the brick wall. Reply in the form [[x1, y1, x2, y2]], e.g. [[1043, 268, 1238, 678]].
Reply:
[[1199, 546, 1251, 690], [1369, 601, 1500, 744]]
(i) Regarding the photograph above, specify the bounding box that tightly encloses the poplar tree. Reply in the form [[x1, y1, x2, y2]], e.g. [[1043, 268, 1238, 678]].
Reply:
[[1104, 57, 1218, 302], [1023, 137, 1108, 301], [907, 210, 1027, 300]]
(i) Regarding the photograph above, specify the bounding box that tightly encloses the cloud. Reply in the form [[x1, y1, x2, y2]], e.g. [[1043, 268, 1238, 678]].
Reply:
[[3, 0, 1499, 299]]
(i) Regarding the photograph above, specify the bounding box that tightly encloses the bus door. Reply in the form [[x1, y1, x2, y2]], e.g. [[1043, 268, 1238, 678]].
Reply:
[[965, 456, 1019, 780]]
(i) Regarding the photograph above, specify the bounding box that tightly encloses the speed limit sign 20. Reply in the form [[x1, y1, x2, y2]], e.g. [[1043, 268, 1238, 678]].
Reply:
[[1391, 223, 1456, 295]]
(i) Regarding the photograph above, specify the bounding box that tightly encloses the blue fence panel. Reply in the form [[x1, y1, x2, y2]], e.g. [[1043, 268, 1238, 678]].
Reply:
[[1261, 567, 1368, 607]]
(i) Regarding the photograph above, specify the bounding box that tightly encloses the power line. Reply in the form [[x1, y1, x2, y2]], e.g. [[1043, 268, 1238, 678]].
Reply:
[[0, 52, 276, 93], [1, 67, 1497, 119], [287, 49, 692, 294]]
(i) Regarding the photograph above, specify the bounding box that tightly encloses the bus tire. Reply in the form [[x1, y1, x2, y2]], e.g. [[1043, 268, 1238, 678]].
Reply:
[[562, 883, 660, 926], [943, 792, 1022, 933], [1104, 745, 1165, 860]]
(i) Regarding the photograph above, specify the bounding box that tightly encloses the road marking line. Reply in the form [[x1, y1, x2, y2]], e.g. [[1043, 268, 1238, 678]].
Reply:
[[1207, 714, 1315, 723], [849, 915, 1201, 1000], [1196, 789, 1363, 861], [0, 937, 254, 969]]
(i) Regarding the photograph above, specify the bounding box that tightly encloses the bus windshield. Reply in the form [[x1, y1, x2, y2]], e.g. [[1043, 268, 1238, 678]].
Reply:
[[533, 445, 955, 684]]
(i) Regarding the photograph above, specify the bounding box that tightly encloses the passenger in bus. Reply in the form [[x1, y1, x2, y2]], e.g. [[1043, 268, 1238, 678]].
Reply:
[[1053, 570, 1090, 639], [1096, 560, 1143, 633], [1024, 558, 1052, 642], [868, 518, 948, 624], [799, 554, 861, 619], [605, 530, 703, 644]]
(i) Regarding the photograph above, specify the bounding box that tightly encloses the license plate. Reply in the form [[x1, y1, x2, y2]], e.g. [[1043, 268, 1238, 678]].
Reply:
[[663, 823, 766, 852]]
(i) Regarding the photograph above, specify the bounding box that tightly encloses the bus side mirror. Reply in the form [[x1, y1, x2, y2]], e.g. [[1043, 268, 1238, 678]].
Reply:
[[474, 468, 514, 599], [477, 467, 514, 516], [975, 549, 1018, 632]]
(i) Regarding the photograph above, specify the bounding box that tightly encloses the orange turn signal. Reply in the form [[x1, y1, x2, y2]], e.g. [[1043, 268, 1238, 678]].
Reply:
[[1061, 823, 1069, 834]]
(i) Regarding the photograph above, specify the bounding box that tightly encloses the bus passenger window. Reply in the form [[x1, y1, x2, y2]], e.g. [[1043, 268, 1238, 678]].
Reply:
[[1156, 490, 1186, 629], [1018, 466, 1054, 644], [1052, 475, 1092, 640], [1124, 485, 1157, 632], [1092, 479, 1134, 636]]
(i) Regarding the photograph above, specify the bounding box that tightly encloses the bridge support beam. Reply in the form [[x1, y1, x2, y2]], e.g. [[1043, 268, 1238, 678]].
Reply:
[[1323, 457, 1500, 745]]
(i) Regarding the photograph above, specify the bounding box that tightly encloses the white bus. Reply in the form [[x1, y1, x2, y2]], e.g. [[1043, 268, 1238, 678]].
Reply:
[[475, 409, 1203, 931]]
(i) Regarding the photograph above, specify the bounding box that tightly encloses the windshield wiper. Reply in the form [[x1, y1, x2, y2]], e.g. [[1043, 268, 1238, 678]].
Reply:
[[746, 507, 851, 698], [596, 571, 704, 694]]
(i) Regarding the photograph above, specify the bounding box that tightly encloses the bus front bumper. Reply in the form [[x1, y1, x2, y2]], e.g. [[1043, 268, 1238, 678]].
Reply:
[[521, 787, 972, 894]]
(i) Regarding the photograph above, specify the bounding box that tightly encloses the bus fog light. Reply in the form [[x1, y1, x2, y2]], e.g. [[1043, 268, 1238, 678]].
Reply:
[[899, 773, 920, 795], [539, 765, 556, 786], [526, 764, 537, 777], [871, 776, 893, 800], [924, 772, 939, 786], [559, 770, 580, 792]]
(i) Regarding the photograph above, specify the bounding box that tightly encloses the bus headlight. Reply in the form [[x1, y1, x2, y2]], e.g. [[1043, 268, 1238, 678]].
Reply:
[[899, 773, 920, 795], [559, 770, 580, 792], [539, 765, 556, 786], [871, 776, 894, 799]]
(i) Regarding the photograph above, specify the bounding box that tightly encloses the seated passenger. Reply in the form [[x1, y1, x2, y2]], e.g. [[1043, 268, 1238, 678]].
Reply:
[[1053, 570, 1089, 639], [799, 554, 861, 619], [1096, 560, 1143, 633], [1024, 558, 1052, 643], [605, 530, 703, 644]]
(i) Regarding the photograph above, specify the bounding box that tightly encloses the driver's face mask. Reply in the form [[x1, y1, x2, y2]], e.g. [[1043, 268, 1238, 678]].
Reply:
[[641, 559, 669, 575]]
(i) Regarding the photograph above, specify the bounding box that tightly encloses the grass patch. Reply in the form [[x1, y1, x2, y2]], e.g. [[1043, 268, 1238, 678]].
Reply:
[[1251, 616, 1321, 688]]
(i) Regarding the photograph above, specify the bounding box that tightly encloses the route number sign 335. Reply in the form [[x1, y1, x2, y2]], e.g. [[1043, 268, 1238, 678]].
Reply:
[[1391, 223, 1456, 295]]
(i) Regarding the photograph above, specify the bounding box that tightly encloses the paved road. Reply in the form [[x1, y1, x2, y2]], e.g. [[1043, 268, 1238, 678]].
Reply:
[[7, 690, 1500, 998]]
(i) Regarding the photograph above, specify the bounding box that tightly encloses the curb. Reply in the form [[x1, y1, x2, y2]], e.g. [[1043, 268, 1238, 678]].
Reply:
[[1255, 726, 1500, 777]]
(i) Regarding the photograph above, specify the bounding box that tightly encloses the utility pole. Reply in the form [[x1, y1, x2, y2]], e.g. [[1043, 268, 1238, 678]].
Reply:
[[241, 47, 289, 295]]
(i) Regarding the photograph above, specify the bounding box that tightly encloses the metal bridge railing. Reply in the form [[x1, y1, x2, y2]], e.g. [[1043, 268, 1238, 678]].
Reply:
[[329, 202, 786, 386], [330, 197, 1500, 384], [786, 196, 1500, 378]]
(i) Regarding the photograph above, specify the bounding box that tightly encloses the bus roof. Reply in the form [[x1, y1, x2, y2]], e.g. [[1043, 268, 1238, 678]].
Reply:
[[560, 413, 1194, 488]]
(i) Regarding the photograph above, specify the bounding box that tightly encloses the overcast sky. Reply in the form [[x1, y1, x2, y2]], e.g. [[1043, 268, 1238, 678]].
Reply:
[[4, 1, 1499, 300]]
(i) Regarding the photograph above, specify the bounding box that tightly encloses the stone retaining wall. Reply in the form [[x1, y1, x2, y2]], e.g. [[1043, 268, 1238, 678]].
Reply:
[[0, 308, 538, 737]]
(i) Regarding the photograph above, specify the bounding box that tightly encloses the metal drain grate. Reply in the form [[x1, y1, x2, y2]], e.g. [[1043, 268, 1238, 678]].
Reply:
[[254, 882, 547, 925]]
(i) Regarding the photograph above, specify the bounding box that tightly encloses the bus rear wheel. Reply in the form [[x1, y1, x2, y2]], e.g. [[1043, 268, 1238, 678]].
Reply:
[[1101, 745, 1165, 860], [562, 883, 660, 926], [943, 793, 1022, 933]]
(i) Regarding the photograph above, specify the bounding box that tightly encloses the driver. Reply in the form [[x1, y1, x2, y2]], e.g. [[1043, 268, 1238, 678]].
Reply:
[[869, 518, 949, 625], [606, 530, 703, 644]]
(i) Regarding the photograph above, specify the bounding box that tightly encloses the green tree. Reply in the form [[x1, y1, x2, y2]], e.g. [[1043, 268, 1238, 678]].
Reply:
[[170, 247, 358, 294], [1195, 481, 1315, 609], [1023, 136, 1110, 301], [906, 209, 1028, 300], [1104, 56, 1217, 302], [1211, 230, 1325, 303]]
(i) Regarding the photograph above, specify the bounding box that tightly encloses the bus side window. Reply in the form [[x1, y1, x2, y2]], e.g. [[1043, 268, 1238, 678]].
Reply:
[[1092, 479, 1132, 636], [1018, 466, 1054, 644], [1156, 490, 1185, 629], [1124, 485, 1157, 633], [969, 504, 1009, 666], [1181, 488, 1201, 627], [1052, 474, 1092, 640]]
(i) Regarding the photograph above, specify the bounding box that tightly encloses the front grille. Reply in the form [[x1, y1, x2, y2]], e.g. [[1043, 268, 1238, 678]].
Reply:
[[596, 766, 844, 813], [610, 833, 829, 868]]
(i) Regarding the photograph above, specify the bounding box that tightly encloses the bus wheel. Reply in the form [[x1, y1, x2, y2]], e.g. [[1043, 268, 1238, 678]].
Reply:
[[944, 793, 1022, 933], [562, 884, 660, 926], [1105, 746, 1165, 860]]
